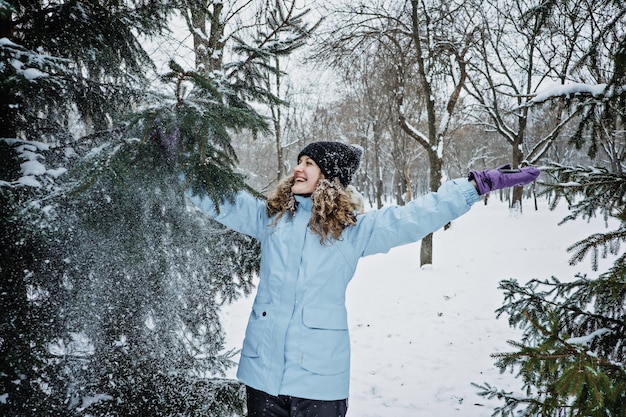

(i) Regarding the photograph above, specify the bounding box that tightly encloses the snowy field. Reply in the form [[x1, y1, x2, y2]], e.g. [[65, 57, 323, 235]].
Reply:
[[220, 196, 614, 417]]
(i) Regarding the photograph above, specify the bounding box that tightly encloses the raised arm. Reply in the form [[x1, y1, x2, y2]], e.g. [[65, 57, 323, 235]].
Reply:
[[186, 188, 269, 240]]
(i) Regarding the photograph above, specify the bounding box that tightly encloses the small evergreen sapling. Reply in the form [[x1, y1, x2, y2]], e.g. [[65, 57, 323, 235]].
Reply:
[[474, 164, 626, 417]]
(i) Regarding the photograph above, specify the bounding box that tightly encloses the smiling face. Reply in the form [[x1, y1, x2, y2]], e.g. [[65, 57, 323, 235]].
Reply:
[[291, 155, 322, 195]]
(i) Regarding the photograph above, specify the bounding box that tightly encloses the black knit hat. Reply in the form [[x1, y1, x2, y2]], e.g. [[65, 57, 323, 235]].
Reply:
[[297, 141, 362, 187]]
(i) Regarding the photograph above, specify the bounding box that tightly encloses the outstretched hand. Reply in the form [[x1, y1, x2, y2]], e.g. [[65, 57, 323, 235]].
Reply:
[[469, 164, 540, 195]]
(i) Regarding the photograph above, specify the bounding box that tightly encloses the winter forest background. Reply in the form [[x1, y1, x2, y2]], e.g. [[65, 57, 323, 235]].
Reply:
[[1, 0, 625, 416]]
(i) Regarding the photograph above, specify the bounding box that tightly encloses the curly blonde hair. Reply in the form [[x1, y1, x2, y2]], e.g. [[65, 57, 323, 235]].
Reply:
[[266, 175, 361, 244]]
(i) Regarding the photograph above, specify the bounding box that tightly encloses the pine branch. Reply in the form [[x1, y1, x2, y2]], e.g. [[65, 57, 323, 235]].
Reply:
[[539, 163, 626, 223], [472, 382, 547, 417], [567, 228, 626, 270], [498, 277, 625, 335]]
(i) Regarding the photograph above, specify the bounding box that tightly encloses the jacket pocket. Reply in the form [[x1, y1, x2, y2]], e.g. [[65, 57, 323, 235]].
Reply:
[[241, 302, 271, 358], [299, 306, 350, 375]]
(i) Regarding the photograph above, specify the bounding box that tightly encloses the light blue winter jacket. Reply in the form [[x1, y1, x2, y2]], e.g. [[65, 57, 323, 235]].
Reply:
[[187, 178, 479, 401]]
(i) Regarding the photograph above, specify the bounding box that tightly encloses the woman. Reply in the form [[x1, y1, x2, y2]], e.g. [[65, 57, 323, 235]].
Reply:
[[187, 141, 540, 417]]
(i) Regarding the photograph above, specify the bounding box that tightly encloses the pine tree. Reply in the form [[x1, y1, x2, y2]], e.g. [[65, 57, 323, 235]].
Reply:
[[474, 2, 626, 414], [2, 0, 315, 414], [0, 1, 264, 415], [51, 120, 260, 415], [1, 1, 173, 414], [475, 165, 626, 416], [12, 62, 265, 414]]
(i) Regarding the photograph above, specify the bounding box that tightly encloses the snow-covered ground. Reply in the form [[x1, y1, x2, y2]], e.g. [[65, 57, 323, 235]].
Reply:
[[220, 196, 614, 416]]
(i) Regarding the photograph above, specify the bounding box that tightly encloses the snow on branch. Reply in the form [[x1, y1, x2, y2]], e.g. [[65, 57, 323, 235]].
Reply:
[[566, 328, 611, 346], [530, 82, 625, 104], [0, 138, 67, 189]]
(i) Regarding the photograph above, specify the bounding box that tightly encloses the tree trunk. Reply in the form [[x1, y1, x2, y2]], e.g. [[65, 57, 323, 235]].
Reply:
[[271, 54, 285, 181], [420, 233, 433, 266], [511, 135, 525, 209], [374, 126, 384, 209], [191, 3, 225, 73], [420, 150, 442, 266], [404, 165, 413, 202]]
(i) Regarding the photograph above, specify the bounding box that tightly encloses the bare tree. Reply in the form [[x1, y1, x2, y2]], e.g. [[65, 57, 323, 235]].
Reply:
[[311, 0, 479, 265], [255, 1, 322, 181], [526, 0, 626, 173], [180, 0, 319, 185], [400, 0, 479, 264], [180, 0, 233, 72], [463, 0, 588, 208], [333, 46, 415, 208]]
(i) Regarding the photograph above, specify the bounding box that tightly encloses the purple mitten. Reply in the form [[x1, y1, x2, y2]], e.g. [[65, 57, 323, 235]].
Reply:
[[469, 164, 540, 195]]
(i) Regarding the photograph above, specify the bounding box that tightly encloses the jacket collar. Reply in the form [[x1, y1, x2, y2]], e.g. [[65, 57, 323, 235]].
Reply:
[[294, 194, 313, 211]]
